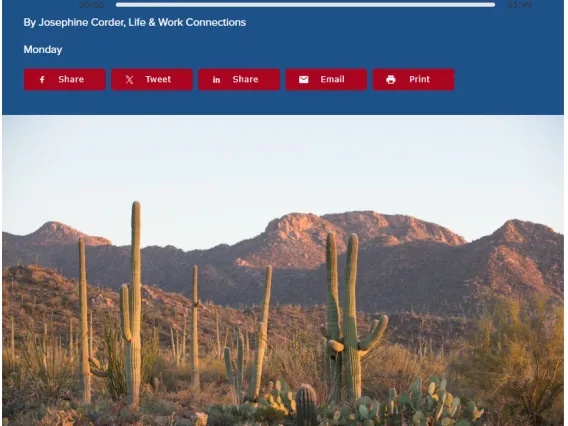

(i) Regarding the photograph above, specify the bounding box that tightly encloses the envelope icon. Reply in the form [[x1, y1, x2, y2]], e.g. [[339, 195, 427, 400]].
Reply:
[[298, 75, 309, 84]]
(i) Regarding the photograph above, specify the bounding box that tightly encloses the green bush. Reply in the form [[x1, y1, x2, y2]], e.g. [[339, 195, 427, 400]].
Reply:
[[453, 292, 563, 425]]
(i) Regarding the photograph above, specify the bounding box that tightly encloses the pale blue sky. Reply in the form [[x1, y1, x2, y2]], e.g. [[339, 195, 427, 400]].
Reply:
[[2, 115, 563, 250]]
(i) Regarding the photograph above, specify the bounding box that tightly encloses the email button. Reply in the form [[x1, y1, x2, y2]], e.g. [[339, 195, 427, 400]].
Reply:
[[286, 69, 367, 91]]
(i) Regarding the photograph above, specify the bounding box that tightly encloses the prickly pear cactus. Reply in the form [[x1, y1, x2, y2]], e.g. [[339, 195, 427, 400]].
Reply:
[[258, 379, 296, 416], [315, 377, 484, 426], [387, 377, 485, 426]]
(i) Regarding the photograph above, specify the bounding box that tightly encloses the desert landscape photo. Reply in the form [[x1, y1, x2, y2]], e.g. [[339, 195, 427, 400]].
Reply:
[[1, 115, 564, 425]]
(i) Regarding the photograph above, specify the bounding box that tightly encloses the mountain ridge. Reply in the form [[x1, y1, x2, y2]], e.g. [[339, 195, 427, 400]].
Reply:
[[2, 212, 562, 315]]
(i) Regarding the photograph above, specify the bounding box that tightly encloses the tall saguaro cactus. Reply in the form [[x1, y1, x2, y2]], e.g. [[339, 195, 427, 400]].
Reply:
[[320, 233, 342, 403], [191, 265, 200, 390], [326, 234, 389, 402], [247, 266, 272, 401], [119, 201, 143, 406], [78, 238, 91, 404]]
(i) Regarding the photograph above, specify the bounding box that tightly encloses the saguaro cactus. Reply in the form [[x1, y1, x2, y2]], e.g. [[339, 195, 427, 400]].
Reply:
[[41, 321, 48, 374], [89, 310, 93, 358], [68, 318, 74, 361], [170, 324, 181, 366], [224, 346, 234, 384], [236, 330, 244, 404], [295, 384, 318, 426], [78, 238, 91, 404], [182, 317, 187, 367], [326, 234, 389, 402], [320, 233, 342, 403], [119, 201, 143, 406], [10, 316, 15, 358], [215, 309, 222, 360], [191, 265, 200, 390], [224, 330, 245, 404], [247, 266, 272, 401]]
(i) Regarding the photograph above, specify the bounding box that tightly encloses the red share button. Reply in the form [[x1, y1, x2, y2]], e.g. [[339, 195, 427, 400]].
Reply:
[[24, 69, 106, 90], [373, 69, 454, 91], [111, 69, 193, 90], [286, 69, 367, 91], [198, 69, 280, 90]]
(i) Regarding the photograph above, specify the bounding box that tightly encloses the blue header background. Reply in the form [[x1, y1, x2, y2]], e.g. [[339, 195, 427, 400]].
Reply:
[[2, 0, 564, 114]]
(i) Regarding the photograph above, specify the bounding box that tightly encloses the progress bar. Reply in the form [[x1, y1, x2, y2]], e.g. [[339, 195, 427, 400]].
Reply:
[[116, 2, 496, 7]]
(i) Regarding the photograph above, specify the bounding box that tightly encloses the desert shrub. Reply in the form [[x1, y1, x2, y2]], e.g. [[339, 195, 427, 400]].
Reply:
[[18, 320, 77, 401], [2, 340, 21, 382], [206, 403, 287, 426], [140, 393, 176, 416], [363, 340, 452, 398], [200, 356, 227, 383], [2, 319, 77, 420], [269, 328, 326, 402], [453, 292, 563, 425], [206, 408, 241, 426]]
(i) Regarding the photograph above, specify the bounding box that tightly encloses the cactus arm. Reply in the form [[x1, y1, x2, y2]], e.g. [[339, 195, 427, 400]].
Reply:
[[319, 325, 330, 339], [120, 285, 132, 342], [358, 316, 389, 352], [89, 357, 108, 377], [90, 367, 107, 377], [89, 356, 103, 370], [328, 340, 345, 353], [265, 345, 274, 357]]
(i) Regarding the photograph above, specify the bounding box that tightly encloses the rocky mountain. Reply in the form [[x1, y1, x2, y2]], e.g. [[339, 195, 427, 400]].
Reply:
[[3, 221, 111, 248], [2, 212, 562, 315]]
